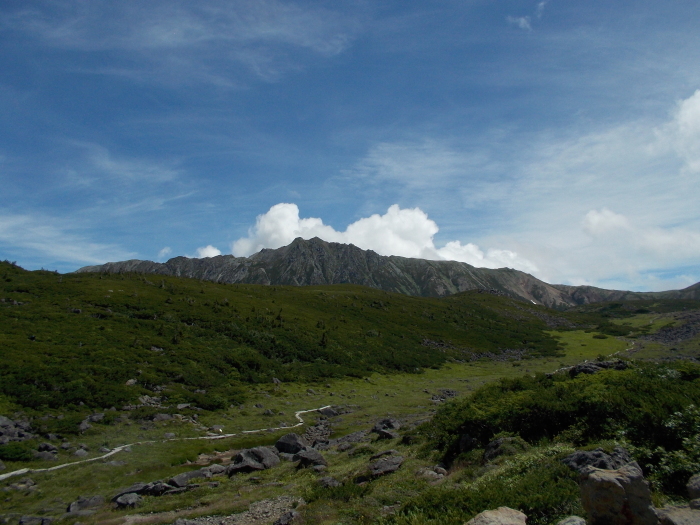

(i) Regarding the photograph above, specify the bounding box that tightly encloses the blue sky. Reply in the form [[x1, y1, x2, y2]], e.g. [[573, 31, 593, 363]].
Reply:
[[1, 0, 699, 291]]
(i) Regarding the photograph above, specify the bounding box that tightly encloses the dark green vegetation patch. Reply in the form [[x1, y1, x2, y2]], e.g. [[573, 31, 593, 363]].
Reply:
[[0, 261, 573, 410]]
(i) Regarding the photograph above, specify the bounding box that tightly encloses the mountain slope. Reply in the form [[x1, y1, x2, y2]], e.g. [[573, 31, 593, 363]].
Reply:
[[76, 237, 699, 308]]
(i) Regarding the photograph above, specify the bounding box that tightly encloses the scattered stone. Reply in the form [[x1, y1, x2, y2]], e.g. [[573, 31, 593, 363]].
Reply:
[[368, 455, 403, 477], [416, 468, 443, 480], [125, 379, 137, 386], [319, 476, 341, 488], [579, 462, 657, 525], [563, 446, 632, 473], [483, 437, 529, 463], [263, 409, 275, 416], [152, 413, 173, 422], [227, 447, 280, 476], [337, 443, 354, 452], [38, 442, 58, 453], [67, 495, 105, 513], [176, 403, 190, 410], [313, 464, 327, 472], [78, 421, 92, 433], [294, 448, 327, 468], [18, 517, 52, 525], [164, 432, 176, 439], [99, 447, 111, 453], [275, 433, 309, 454], [74, 449, 88, 457], [254, 403, 264, 409], [556, 517, 586, 525], [87, 413, 105, 423], [272, 377, 282, 384], [465, 506, 527, 525], [46, 434, 58, 441], [114, 493, 142, 509], [112, 482, 148, 501], [60, 442, 73, 450], [106, 460, 126, 467], [209, 425, 224, 433]]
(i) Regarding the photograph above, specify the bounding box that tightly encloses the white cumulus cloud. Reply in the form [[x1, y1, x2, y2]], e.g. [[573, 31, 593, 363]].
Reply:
[[195, 245, 222, 258], [231, 203, 537, 271]]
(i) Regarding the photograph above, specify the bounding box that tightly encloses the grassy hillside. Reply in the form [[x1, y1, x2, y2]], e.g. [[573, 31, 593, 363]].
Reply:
[[0, 261, 576, 412]]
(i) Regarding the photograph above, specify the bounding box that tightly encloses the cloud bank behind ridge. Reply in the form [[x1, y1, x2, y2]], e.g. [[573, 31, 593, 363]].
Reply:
[[227, 203, 538, 272]]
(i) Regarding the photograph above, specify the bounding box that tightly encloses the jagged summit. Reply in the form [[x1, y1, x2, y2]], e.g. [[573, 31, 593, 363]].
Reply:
[[77, 237, 700, 309]]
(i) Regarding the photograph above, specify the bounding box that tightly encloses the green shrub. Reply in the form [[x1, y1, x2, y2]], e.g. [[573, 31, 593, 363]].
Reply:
[[0, 441, 36, 461]]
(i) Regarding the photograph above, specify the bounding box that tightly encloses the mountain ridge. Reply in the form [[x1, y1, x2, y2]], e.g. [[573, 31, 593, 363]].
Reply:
[[76, 237, 700, 309]]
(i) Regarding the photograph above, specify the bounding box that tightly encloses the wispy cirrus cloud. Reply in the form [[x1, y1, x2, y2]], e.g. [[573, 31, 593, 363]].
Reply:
[[0, 213, 134, 266], [6, 0, 361, 84]]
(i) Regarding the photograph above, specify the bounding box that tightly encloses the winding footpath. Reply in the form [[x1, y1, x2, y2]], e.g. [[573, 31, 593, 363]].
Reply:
[[0, 405, 331, 483]]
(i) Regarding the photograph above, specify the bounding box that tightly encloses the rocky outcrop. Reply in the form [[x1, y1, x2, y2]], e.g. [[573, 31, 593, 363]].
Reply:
[[77, 237, 699, 308], [563, 446, 632, 473], [579, 462, 658, 525], [226, 447, 280, 475], [465, 507, 527, 525]]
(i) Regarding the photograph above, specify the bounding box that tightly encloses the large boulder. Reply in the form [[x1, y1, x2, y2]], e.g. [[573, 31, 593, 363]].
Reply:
[[67, 495, 105, 513], [368, 455, 403, 477], [563, 446, 632, 473], [275, 433, 309, 454], [168, 468, 212, 488], [114, 492, 141, 509], [579, 462, 658, 525], [226, 447, 280, 476], [294, 448, 327, 468], [465, 506, 527, 525]]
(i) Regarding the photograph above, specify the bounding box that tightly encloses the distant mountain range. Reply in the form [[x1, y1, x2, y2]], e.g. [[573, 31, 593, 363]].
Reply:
[[76, 237, 700, 309]]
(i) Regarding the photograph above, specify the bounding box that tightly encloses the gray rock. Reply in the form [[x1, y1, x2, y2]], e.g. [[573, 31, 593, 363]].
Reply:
[[209, 425, 224, 433], [87, 413, 105, 423], [112, 482, 148, 501], [18, 517, 52, 525], [34, 451, 58, 461], [203, 464, 227, 476], [368, 455, 403, 477], [319, 476, 342, 488], [174, 519, 199, 525], [657, 505, 700, 525], [169, 469, 212, 488], [579, 462, 657, 525], [688, 474, 700, 500], [78, 421, 92, 432], [99, 447, 111, 453], [0, 459, 5, 471], [164, 433, 176, 439], [226, 447, 280, 476], [142, 481, 177, 496], [73, 449, 88, 457], [152, 413, 173, 422], [114, 493, 142, 509], [294, 448, 327, 468], [60, 442, 73, 450], [376, 428, 400, 440], [372, 418, 401, 433], [563, 446, 632, 473], [556, 517, 586, 525], [691, 500, 700, 511], [275, 433, 309, 454], [465, 507, 527, 525], [319, 407, 338, 417], [370, 449, 398, 461], [273, 511, 300, 525], [38, 442, 58, 453], [68, 495, 105, 513]]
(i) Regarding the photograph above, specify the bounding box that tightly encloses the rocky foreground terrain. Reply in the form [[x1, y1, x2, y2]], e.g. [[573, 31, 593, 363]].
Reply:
[[77, 238, 700, 310]]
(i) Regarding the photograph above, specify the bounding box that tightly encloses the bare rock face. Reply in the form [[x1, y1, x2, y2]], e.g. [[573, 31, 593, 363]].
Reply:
[[579, 463, 658, 525], [464, 506, 528, 525]]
